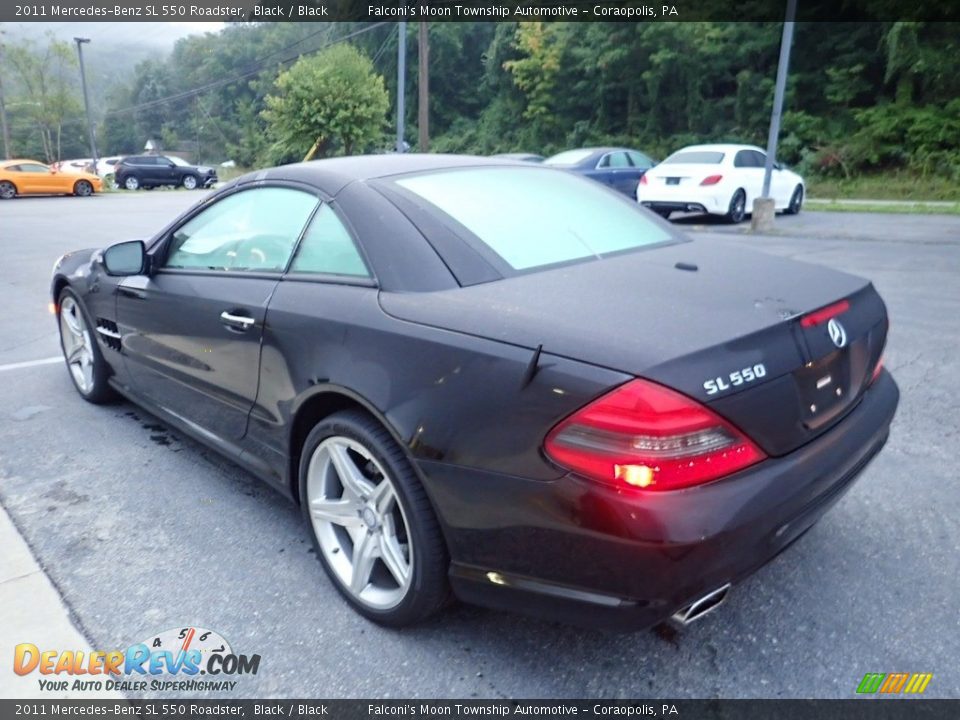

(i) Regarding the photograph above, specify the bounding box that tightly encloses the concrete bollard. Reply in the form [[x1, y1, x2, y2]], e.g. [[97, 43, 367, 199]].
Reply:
[[751, 197, 776, 232]]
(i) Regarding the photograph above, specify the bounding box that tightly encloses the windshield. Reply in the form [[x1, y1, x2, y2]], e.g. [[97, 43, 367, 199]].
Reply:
[[661, 151, 725, 164], [544, 149, 595, 166], [394, 167, 674, 272], [168, 156, 190, 167]]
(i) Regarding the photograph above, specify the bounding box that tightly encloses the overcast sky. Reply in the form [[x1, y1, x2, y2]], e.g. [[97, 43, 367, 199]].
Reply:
[[5, 21, 225, 48]]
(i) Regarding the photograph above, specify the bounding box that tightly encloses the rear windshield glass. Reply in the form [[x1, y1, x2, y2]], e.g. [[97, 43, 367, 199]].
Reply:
[[394, 167, 674, 272], [662, 151, 725, 164], [543, 149, 595, 166]]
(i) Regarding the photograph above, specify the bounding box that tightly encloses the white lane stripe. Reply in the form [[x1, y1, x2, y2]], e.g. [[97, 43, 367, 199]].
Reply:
[[0, 356, 63, 372]]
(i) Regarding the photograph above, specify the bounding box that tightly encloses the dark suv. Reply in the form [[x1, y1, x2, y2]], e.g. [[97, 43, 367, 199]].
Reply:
[[115, 155, 218, 191]]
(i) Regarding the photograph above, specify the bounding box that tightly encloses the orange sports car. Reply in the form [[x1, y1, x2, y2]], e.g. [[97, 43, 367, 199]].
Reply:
[[0, 159, 102, 199]]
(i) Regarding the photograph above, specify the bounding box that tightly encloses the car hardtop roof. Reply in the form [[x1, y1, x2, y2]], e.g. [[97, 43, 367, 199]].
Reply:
[[670, 143, 766, 155], [238, 153, 537, 195]]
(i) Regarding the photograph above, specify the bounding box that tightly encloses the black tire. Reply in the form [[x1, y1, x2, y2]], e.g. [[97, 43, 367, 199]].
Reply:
[[299, 409, 449, 626], [57, 288, 117, 404], [0, 180, 16, 199], [122, 174, 140, 191], [181, 174, 199, 190], [726, 189, 747, 223], [785, 184, 803, 215], [73, 180, 94, 197]]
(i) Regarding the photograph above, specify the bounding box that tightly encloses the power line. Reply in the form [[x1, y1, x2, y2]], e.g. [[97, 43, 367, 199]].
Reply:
[[104, 23, 387, 119]]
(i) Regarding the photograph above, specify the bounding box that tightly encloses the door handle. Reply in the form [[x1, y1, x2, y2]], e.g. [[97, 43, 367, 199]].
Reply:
[[220, 311, 255, 330]]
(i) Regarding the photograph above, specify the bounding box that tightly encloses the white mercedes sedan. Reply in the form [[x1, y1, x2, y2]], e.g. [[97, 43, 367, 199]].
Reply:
[[637, 143, 805, 223]]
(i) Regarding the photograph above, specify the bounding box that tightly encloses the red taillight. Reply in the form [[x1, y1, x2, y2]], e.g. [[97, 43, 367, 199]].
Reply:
[[639, 174, 648, 185], [700, 175, 723, 186], [800, 299, 850, 328], [544, 378, 766, 491], [870, 356, 884, 384]]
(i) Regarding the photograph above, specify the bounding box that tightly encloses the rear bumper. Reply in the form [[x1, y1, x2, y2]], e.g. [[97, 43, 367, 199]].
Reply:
[[637, 186, 729, 215], [418, 371, 899, 630]]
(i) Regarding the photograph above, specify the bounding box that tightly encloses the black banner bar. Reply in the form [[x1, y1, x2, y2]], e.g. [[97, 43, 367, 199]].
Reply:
[[1, 700, 958, 720], [4, 0, 960, 22]]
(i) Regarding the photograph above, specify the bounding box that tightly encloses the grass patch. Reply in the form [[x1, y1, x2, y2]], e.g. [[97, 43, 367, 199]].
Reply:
[[807, 172, 960, 202], [805, 200, 960, 215]]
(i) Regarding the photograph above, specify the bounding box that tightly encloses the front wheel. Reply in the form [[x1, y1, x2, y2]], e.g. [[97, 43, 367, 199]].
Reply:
[[73, 180, 94, 197], [726, 189, 746, 223], [785, 185, 803, 215], [123, 175, 140, 191], [300, 410, 449, 626], [181, 174, 199, 190], [57, 289, 116, 404], [0, 180, 16, 199]]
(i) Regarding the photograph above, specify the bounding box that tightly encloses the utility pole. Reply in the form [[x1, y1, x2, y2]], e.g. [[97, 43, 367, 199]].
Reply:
[[0, 27, 11, 159], [417, 22, 429, 152], [396, 22, 406, 153], [74, 38, 98, 172], [753, 0, 796, 231]]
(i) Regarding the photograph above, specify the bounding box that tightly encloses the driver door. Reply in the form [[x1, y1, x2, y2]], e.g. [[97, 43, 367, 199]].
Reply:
[[116, 185, 320, 440]]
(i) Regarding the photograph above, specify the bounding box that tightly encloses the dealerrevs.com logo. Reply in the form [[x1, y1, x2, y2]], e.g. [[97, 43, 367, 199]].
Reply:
[[13, 626, 260, 692]]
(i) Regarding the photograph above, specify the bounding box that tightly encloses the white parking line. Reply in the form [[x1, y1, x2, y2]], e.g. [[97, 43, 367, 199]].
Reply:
[[0, 356, 62, 372]]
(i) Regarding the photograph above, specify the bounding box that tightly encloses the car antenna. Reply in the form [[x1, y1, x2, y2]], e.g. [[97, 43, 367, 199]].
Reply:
[[521, 344, 543, 389]]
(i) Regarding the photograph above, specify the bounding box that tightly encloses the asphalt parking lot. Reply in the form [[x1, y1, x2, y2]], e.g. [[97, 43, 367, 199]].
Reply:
[[1, 192, 958, 699]]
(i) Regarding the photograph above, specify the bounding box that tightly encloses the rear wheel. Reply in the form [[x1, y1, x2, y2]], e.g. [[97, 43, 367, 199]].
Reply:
[[785, 185, 803, 215], [726, 189, 746, 223], [123, 175, 140, 191], [73, 180, 93, 197], [300, 410, 449, 626], [181, 174, 199, 190], [57, 289, 116, 404], [0, 181, 16, 199]]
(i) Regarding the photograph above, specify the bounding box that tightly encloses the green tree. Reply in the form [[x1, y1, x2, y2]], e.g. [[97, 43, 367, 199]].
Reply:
[[5, 35, 84, 162], [261, 43, 389, 163]]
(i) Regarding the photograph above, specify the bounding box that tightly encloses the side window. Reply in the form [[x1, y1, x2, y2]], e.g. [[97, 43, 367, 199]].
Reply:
[[164, 187, 318, 272], [609, 152, 631, 168], [289, 204, 370, 278], [733, 150, 752, 168], [6, 165, 23, 172], [750, 150, 767, 168], [627, 151, 653, 169], [19, 163, 48, 172], [599, 153, 630, 169]]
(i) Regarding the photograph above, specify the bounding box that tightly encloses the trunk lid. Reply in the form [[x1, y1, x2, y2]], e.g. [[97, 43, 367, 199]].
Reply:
[[646, 163, 724, 187], [379, 242, 887, 456]]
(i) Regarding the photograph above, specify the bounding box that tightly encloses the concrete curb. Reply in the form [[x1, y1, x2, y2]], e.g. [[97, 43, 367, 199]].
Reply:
[[0, 502, 121, 699]]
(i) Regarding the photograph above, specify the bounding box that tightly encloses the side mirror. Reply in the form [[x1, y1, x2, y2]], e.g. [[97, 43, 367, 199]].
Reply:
[[103, 240, 146, 276], [773, 162, 783, 171]]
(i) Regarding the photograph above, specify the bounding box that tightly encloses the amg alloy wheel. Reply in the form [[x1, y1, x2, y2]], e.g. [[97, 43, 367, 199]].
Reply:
[[74, 180, 93, 197], [301, 410, 448, 626], [785, 185, 803, 215], [726, 189, 746, 224], [0, 181, 16, 199], [57, 290, 115, 404]]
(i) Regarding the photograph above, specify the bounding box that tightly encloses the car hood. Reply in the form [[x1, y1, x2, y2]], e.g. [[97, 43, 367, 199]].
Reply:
[[378, 241, 871, 386]]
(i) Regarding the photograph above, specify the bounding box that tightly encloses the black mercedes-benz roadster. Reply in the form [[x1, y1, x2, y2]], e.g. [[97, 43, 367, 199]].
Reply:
[[51, 155, 898, 629]]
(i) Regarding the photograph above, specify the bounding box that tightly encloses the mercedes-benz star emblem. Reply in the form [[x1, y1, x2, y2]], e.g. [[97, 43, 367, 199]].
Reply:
[[827, 318, 847, 348]]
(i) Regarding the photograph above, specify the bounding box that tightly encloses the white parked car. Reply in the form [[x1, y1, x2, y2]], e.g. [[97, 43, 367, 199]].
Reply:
[[53, 157, 124, 178], [636, 143, 805, 223]]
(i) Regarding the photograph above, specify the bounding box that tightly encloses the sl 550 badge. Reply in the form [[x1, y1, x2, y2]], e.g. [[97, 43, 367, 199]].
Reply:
[[703, 363, 767, 396]]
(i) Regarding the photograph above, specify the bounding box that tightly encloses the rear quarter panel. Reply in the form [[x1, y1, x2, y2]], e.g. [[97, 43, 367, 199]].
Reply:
[[246, 280, 631, 496]]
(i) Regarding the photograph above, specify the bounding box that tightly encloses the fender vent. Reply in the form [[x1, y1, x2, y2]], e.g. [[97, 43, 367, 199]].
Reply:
[[95, 318, 122, 351]]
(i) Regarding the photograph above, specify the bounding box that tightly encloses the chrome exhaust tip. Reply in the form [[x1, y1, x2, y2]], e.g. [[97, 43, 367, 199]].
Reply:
[[670, 583, 731, 626]]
